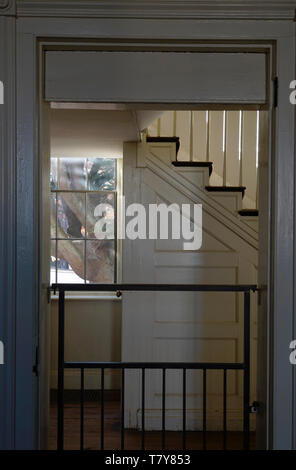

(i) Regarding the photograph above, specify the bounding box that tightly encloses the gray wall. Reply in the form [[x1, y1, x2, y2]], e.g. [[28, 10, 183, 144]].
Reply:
[[50, 298, 122, 390]]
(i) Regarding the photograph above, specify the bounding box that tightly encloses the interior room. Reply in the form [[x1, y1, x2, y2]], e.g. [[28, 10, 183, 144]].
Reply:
[[1, 0, 296, 453]]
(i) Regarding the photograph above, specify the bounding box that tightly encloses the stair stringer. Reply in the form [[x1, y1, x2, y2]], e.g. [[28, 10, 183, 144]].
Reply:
[[209, 169, 257, 210], [140, 144, 258, 256], [143, 166, 257, 266]]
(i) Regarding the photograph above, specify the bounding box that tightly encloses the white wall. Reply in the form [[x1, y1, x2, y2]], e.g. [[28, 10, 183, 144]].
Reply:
[[49, 108, 126, 391], [50, 108, 139, 158]]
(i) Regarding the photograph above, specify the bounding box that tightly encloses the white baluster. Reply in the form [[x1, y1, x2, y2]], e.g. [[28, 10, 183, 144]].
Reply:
[[206, 111, 210, 162], [239, 110, 243, 187], [173, 110, 177, 137], [190, 111, 193, 162], [255, 111, 260, 209], [223, 110, 227, 186]]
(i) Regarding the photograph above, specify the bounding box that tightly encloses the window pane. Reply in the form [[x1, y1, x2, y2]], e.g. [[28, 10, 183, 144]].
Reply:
[[86, 240, 115, 283], [50, 158, 58, 190], [87, 158, 116, 191], [57, 193, 85, 239], [58, 158, 87, 190], [57, 240, 84, 283], [50, 193, 57, 238], [50, 240, 56, 284], [86, 192, 115, 239]]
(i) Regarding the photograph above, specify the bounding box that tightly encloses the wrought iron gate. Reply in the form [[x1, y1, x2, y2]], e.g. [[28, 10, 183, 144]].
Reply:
[[52, 283, 257, 451]]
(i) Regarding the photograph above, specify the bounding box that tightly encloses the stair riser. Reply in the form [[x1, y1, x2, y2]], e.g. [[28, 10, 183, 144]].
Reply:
[[173, 167, 210, 188], [209, 193, 242, 213]]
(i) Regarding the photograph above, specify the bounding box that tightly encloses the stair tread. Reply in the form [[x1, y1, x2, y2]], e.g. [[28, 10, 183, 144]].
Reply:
[[238, 209, 259, 216], [146, 136, 180, 156], [172, 161, 213, 176], [206, 185, 246, 192], [172, 161, 212, 166]]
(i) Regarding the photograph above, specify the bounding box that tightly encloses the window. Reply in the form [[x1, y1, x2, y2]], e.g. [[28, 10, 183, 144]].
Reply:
[[50, 157, 117, 284]]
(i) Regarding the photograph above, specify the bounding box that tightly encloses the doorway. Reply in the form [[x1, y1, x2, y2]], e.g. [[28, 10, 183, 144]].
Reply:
[[44, 104, 268, 450], [33, 42, 274, 450]]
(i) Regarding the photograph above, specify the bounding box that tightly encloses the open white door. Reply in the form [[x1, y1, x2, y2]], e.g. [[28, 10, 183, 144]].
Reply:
[[122, 141, 259, 431]]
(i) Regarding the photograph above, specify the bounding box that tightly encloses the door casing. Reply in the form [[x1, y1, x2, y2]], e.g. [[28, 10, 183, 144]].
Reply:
[[12, 17, 295, 450]]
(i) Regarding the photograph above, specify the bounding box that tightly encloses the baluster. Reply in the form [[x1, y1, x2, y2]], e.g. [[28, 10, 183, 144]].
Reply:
[[255, 111, 260, 209], [239, 110, 243, 187], [223, 110, 227, 185], [206, 111, 210, 162], [190, 110, 193, 161]]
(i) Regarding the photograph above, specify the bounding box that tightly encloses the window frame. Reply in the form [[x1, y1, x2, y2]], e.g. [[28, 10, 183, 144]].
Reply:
[[50, 157, 121, 295]]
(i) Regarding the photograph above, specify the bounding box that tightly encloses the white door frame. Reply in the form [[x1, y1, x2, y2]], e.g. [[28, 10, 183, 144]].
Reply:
[[1, 1, 295, 449]]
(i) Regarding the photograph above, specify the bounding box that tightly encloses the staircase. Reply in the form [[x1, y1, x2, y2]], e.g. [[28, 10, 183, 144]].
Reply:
[[147, 109, 260, 215], [147, 135, 259, 233]]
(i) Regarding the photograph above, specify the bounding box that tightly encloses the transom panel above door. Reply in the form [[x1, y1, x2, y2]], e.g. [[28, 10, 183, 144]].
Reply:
[[45, 49, 268, 106]]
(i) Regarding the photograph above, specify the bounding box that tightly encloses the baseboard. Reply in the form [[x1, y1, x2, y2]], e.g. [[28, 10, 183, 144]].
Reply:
[[135, 409, 256, 432]]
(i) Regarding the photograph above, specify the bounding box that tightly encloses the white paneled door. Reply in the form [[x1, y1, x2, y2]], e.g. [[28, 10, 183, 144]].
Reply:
[[122, 142, 258, 431]]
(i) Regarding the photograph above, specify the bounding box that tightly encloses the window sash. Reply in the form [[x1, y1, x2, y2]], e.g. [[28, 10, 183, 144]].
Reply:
[[51, 188, 117, 284]]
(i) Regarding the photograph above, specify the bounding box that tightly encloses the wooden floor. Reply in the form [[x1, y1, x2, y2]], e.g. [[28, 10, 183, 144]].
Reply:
[[49, 398, 255, 451]]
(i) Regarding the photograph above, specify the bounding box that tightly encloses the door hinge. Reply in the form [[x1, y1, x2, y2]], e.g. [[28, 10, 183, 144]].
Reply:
[[33, 346, 39, 377], [273, 76, 278, 108]]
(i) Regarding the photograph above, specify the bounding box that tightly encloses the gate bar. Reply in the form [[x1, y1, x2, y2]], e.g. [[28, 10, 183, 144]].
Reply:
[[141, 368, 145, 450], [80, 368, 84, 451], [101, 368, 105, 450], [162, 368, 166, 450], [53, 283, 257, 293], [223, 369, 227, 450], [243, 291, 251, 451], [182, 368, 186, 451], [121, 369, 125, 450], [57, 289, 65, 451], [203, 369, 207, 450]]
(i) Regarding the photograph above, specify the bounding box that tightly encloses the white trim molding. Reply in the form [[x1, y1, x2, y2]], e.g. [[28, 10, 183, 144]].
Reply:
[[16, 0, 296, 20]]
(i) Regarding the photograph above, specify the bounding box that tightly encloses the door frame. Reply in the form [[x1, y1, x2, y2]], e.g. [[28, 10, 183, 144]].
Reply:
[[3, 8, 294, 449]]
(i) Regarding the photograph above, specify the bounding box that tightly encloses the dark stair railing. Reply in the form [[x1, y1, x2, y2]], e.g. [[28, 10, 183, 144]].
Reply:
[[52, 283, 257, 451]]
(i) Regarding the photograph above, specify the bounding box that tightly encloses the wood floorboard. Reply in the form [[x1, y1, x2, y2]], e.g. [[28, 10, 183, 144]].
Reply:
[[49, 399, 255, 451]]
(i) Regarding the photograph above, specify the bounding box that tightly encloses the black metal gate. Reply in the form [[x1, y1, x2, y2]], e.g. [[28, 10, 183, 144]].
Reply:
[[52, 283, 257, 451]]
